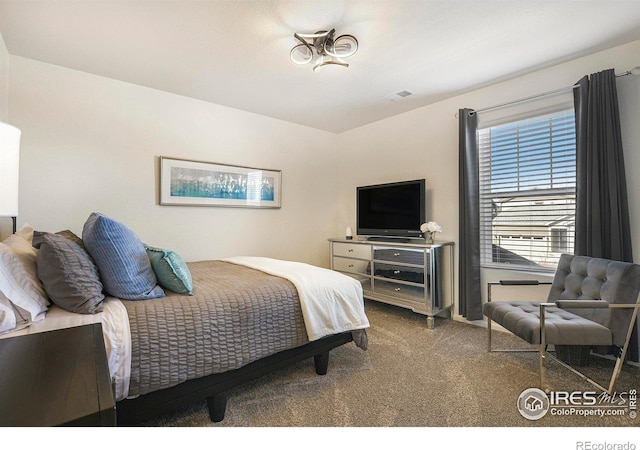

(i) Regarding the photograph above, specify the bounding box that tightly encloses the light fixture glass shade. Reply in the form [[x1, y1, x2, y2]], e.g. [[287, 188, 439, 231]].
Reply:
[[0, 121, 21, 217]]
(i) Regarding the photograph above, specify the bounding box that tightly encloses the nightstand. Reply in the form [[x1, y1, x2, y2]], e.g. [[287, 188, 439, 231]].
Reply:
[[0, 323, 116, 426]]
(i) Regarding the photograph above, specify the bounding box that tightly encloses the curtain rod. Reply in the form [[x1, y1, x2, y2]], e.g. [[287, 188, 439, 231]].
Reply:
[[467, 66, 639, 116]]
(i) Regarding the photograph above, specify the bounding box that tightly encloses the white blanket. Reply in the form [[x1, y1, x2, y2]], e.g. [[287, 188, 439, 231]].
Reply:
[[222, 256, 370, 341]]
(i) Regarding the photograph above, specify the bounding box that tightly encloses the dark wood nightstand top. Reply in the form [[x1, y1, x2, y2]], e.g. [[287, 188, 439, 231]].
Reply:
[[0, 323, 116, 426]]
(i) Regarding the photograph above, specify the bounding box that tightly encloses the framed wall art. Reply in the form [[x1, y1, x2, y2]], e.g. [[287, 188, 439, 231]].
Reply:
[[159, 157, 282, 208]]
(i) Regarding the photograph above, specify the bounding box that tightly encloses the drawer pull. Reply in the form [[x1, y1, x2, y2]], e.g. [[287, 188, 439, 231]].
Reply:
[[348, 249, 354, 253], [393, 252, 401, 257], [393, 270, 401, 275], [394, 287, 401, 292], [348, 264, 354, 268]]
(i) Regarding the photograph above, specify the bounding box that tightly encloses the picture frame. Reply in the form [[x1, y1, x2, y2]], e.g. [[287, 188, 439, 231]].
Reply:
[[159, 157, 282, 208]]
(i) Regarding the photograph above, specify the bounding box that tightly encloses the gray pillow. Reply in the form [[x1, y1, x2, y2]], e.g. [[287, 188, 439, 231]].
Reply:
[[82, 212, 164, 300], [55, 229, 85, 248], [36, 232, 105, 314]]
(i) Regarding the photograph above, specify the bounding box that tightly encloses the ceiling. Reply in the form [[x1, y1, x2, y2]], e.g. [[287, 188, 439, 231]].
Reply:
[[1, 1, 640, 133]]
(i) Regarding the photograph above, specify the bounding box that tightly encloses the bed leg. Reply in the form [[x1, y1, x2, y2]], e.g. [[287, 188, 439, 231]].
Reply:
[[207, 393, 228, 422], [313, 352, 330, 375]]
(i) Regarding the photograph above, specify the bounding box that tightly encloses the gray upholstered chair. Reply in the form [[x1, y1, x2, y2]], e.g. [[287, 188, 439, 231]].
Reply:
[[483, 253, 640, 393]]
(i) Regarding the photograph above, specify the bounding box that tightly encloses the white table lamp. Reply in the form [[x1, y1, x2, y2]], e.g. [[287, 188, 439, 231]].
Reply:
[[0, 121, 21, 233]]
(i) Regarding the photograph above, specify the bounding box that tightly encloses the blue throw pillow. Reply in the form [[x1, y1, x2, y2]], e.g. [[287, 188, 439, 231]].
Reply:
[[144, 245, 193, 295], [82, 213, 164, 300]]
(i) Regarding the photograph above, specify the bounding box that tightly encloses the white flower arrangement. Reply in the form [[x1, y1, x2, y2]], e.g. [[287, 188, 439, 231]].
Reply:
[[420, 221, 442, 234], [421, 221, 442, 243]]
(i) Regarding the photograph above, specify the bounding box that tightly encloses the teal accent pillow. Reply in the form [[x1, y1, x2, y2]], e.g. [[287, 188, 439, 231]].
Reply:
[[144, 245, 193, 295], [82, 213, 165, 300]]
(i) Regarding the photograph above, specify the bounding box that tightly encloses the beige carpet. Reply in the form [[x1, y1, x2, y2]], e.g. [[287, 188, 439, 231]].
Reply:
[[141, 300, 640, 427]]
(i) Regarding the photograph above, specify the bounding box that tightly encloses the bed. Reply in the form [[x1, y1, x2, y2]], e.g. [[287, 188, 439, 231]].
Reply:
[[0, 215, 369, 425]]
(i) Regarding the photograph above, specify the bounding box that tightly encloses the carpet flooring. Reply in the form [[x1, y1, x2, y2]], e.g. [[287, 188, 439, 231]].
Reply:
[[141, 300, 640, 428]]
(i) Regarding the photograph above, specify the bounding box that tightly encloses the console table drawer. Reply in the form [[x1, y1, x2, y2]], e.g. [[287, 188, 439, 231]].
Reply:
[[333, 257, 370, 275], [374, 279, 425, 303], [374, 262, 424, 284], [373, 247, 425, 265], [332, 242, 371, 259]]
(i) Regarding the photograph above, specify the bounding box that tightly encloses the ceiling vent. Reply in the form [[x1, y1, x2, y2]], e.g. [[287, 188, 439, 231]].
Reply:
[[385, 90, 413, 101]]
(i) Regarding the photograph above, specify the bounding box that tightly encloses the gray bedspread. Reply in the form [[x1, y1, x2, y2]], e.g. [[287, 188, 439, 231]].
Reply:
[[122, 260, 365, 397]]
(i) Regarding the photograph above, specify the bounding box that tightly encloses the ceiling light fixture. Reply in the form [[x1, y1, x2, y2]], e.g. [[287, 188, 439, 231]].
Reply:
[[290, 29, 358, 72]]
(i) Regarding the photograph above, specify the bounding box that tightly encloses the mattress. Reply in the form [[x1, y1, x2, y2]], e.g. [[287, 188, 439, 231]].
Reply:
[[1, 259, 368, 402], [123, 260, 310, 397]]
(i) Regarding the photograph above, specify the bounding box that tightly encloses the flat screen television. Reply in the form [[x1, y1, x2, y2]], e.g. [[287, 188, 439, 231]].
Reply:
[[356, 179, 426, 239]]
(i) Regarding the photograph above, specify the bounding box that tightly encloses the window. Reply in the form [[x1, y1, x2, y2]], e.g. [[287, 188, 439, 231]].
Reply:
[[550, 227, 569, 253], [478, 109, 576, 271]]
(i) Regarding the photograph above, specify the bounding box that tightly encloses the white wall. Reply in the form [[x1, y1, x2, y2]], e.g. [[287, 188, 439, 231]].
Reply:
[[7, 37, 640, 317], [8, 56, 338, 266], [0, 32, 7, 121], [336, 39, 640, 320], [0, 32, 11, 238], [618, 71, 640, 264]]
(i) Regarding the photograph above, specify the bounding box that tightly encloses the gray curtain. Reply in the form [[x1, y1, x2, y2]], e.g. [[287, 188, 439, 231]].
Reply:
[[573, 68, 637, 361], [458, 108, 483, 320]]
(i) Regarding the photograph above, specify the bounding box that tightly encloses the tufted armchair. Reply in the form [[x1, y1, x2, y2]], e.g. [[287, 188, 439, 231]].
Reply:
[[483, 254, 640, 393]]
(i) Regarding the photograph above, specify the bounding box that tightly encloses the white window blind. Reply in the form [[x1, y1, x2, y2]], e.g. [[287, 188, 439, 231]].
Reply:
[[478, 109, 576, 271]]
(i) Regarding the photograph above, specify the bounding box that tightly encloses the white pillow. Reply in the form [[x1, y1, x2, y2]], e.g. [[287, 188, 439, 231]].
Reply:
[[0, 290, 32, 335], [0, 242, 48, 322], [0, 293, 17, 334], [2, 224, 48, 303]]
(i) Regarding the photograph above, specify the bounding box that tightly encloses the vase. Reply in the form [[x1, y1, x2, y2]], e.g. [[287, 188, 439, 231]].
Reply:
[[425, 232, 434, 244]]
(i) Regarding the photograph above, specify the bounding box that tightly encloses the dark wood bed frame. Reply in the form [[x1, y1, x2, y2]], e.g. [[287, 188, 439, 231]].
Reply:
[[115, 331, 353, 425]]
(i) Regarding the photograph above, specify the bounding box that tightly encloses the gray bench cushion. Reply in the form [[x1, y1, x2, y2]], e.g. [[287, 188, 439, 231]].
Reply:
[[483, 301, 612, 346]]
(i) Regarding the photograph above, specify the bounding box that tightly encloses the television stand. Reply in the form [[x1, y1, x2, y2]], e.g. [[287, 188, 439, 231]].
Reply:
[[328, 238, 454, 328]]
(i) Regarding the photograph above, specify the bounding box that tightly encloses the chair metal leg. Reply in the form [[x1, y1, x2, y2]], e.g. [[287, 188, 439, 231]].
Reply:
[[486, 315, 538, 353], [485, 282, 538, 353], [540, 302, 608, 393], [607, 302, 640, 393], [608, 357, 626, 394], [539, 301, 640, 395], [540, 347, 546, 390], [539, 303, 548, 391], [487, 317, 493, 352]]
